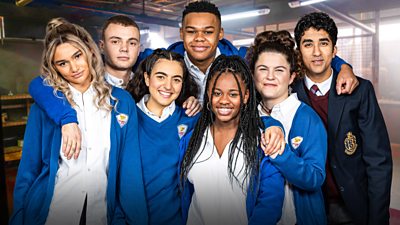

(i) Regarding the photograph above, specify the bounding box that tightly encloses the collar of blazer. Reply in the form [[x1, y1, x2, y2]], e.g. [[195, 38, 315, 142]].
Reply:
[[327, 71, 346, 140]]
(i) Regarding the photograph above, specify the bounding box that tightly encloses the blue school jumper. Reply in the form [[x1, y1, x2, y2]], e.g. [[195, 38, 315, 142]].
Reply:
[[262, 102, 328, 225], [9, 87, 147, 225], [178, 116, 285, 225], [136, 106, 199, 225]]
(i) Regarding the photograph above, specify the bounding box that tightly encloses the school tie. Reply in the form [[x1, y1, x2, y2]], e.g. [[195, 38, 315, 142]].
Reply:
[[310, 84, 320, 96]]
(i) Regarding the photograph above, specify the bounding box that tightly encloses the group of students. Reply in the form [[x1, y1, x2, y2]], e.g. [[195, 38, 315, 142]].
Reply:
[[9, 1, 392, 225]]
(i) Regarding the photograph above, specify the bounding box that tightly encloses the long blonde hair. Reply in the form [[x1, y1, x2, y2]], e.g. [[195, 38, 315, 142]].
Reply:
[[41, 18, 113, 111]]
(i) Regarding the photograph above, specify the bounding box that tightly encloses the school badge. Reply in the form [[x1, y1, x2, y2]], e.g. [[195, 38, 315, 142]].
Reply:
[[344, 132, 357, 155], [177, 124, 188, 139], [291, 136, 303, 149], [116, 113, 129, 128]]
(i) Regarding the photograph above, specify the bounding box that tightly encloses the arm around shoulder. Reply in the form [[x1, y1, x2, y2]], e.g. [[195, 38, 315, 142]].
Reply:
[[29, 76, 77, 125]]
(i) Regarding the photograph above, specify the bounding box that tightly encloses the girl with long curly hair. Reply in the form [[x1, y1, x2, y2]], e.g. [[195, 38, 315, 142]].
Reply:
[[10, 18, 147, 225]]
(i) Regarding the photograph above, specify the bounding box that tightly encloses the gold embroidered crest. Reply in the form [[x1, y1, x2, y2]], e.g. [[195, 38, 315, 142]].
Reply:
[[344, 132, 357, 155]]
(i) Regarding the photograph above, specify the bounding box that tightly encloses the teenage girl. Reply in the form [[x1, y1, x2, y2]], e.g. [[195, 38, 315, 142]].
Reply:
[[179, 55, 285, 225], [10, 19, 146, 225], [248, 30, 327, 225], [123, 49, 199, 225]]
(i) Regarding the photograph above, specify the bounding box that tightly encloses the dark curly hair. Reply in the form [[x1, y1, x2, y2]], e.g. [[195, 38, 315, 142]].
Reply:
[[182, 1, 221, 25], [180, 55, 263, 191], [247, 30, 299, 75], [246, 30, 303, 91], [294, 12, 338, 49], [126, 49, 199, 106]]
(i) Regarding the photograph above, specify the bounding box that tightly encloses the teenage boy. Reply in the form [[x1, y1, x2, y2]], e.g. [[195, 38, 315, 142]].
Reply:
[[139, 1, 359, 99], [292, 12, 392, 225]]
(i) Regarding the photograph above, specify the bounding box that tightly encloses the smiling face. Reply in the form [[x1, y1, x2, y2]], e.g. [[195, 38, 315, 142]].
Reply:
[[100, 23, 140, 73], [299, 27, 337, 82], [208, 72, 249, 125], [254, 52, 295, 106], [180, 12, 224, 69], [144, 59, 184, 115], [53, 42, 92, 92]]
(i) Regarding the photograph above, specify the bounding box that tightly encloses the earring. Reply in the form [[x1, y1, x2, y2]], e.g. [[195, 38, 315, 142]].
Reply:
[[206, 102, 211, 111]]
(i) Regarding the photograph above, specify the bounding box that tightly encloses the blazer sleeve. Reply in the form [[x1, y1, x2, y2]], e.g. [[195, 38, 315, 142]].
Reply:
[[270, 109, 327, 191], [358, 81, 392, 224], [28, 76, 77, 126], [248, 158, 284, 225], [331, 55, 352, 73], [9, 105, 44, 225], [117, 96, 148, 225]]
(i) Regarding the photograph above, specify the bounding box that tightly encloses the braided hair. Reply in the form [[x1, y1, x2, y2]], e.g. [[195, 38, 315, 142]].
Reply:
[[180, 55, 263, 190]]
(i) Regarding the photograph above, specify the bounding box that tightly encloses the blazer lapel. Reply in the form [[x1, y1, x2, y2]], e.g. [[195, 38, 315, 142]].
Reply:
[[292, 79, 311, 105], [328, 72, 346, 139]]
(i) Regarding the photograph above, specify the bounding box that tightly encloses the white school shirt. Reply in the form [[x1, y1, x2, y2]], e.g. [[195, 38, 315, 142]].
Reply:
[[184, 48, 221, 102], [104, 71, 133, 89], [187, 127, 248, 225], [136, 94, 176, 123], [304, 69, 333, 96], [258, 93, 302, 225], [46, 84, 111, 225]]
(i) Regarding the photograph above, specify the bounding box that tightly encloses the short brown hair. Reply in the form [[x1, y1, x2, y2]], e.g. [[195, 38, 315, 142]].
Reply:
[[101, 15, 140, 40]]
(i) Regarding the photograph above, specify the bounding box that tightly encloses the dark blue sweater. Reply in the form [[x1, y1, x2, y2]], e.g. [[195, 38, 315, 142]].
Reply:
[[137, 106, 199, 225]]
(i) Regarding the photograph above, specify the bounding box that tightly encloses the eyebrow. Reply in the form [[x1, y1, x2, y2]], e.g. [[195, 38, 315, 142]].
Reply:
[[319, 38, 331, 42], [172, 74, 183, 78], [301, 39, 313, 44], [256, 65, 267, 69], [154, 71, 167, 76], [109, 36, 139, 42], [302, 37, 331, 44], [185, 26, 215, 30], [54, 50, 81, 64], [155, 71, 183, 78]]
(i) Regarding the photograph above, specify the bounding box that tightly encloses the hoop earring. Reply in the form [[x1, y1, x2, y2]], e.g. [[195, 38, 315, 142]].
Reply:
[[244, 103, 248, 111], [206, 102, 211, 111]]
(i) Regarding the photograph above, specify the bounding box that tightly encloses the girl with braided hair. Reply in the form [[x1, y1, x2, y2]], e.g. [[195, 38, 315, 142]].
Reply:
[[179, 55, 285, 225], [10, 18, 147, 225], [248, 30, 327, 225]]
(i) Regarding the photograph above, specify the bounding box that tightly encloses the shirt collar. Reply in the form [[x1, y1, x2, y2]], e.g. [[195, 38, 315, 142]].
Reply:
[[184, 48, 221, 76], [258, 93, 300, 118], [104, 71, 133, 89], [68, 83, 95, 97], [68, 83, 95, 108], [271, 93, 300, 117], [304, 69, 333, 96], [136, 94, 176, 122]]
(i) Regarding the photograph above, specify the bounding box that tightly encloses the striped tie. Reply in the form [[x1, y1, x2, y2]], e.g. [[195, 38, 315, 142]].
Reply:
[[310, 84, 319, 96]]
